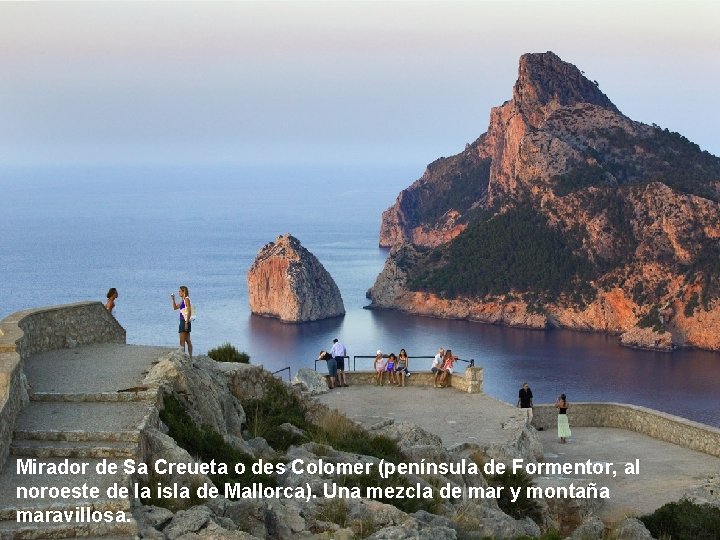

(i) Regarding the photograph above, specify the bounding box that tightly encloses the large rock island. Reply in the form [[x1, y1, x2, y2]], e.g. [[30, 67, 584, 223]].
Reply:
[[248, 233, 345, 322], [369, 51, 720, 351]]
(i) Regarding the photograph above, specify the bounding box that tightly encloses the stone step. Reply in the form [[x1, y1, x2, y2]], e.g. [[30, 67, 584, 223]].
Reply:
[[13, 402, 157, 442], [24, 343, 172, 396], [13, 430, 140, 444], [0, 512, 137, 539], [30, 391, 157, 403], [10, 440, 139, 460]]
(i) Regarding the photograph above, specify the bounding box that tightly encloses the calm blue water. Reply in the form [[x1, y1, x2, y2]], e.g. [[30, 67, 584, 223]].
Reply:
[[2, 164, 720, 426]]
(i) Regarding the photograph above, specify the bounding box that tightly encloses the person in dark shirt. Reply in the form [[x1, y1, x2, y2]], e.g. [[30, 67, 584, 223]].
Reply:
[[555, 393, 571, 443], [517, 382, 534, 424]]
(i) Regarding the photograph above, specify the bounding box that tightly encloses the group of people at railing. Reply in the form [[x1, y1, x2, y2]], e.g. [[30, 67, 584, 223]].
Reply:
[[372, 348, 412, 386], [317, 344, 463, 389]]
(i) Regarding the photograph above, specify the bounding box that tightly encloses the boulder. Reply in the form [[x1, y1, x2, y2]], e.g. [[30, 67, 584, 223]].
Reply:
[[612, 517, 654, 540], [620, 327, 674, 351], [247, 234, 345, 322], [143, 350, 250, 452], [294, 367, 330, 395], [368, 524, 457, 540], [567, 515, 605, 540], [163, 505, 214, 539]]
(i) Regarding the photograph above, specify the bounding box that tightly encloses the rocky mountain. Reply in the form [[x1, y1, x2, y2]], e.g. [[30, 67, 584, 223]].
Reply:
[[248, 234, 345, 322], [369, 51, 720, 351]]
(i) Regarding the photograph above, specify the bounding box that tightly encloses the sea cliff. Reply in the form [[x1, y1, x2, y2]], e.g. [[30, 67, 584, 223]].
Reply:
[[370, 52, 720, 351]]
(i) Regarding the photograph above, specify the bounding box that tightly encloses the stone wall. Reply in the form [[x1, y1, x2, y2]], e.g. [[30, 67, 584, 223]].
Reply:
[[5, 301, 125, 358], [340, 366, 484, 393], [532, 402, 720, 458], [0, 351, 27, 475], [0, 301, 125, 471]]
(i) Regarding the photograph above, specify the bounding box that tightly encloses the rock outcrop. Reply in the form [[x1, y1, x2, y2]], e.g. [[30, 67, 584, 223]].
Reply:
[[371, 51, 720, 351], [247, 234, 345, 322]]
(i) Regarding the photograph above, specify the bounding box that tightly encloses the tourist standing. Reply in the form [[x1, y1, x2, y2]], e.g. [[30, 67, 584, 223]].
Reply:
[[374, 350, 386, 386], [171, 286, 193, 360], [105, 288, 118, 313], [396, 348, 409, 387], [555, 393, 571, 443], [517, 382, 534, 423], [330, 338, 348, 387]]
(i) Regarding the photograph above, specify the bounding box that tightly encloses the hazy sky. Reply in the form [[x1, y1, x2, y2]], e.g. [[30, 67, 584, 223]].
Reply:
[[1, 1, 718, 167]]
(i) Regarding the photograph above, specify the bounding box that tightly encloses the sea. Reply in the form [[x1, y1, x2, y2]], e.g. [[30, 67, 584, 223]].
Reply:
[[2, 164, 719, 427]]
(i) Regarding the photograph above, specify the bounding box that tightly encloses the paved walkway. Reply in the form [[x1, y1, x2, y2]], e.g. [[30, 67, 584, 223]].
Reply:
[[317, 384, 526, 448], [537, 427, 720, 524], [316, 384, 720, 525], [0, 344, 172, 539]]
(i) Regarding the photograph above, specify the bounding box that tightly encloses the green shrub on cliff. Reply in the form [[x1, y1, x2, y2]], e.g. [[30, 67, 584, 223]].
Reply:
[[684, 292, 700, 318], [408, 207, 593, 302], [485, 469, 543, 524], [242, 377, 403, 461], [640, 498, 720, 540], [207, 342, 250, 363], [158, 394, 277, 491]]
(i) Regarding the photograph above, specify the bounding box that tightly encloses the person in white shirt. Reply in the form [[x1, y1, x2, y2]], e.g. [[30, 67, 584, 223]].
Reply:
[[431, 347, 445, 372], [171, 285, 193, 361], [330, 338, 348, 387]]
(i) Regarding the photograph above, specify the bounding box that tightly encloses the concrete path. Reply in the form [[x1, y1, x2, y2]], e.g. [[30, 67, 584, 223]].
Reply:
[[317, 384, 526, 448], [316, 384, 720, 526], [536, 427, 720, 525], [0, 344, 173, 539]]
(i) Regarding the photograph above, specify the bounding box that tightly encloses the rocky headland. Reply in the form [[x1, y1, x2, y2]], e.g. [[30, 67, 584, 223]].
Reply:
[[248, 234, 345, 323], [369, 51, 720, 352]]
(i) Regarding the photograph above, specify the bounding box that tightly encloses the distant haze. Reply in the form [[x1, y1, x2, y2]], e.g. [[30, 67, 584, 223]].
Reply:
[[1, 1, 719, 167]]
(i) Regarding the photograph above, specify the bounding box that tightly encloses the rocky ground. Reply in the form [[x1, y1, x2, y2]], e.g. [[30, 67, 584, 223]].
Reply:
[[125, 355, 708, 540]]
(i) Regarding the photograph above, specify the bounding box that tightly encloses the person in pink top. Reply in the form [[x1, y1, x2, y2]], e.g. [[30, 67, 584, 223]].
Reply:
[[374, 350, 386, 386], [437, 349, 458, 388]]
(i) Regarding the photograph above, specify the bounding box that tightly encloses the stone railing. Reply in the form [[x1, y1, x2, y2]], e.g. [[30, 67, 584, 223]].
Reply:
[[342, 366, 483, 393], [532, 402, 720, 458], [0, 301, 125, 470]]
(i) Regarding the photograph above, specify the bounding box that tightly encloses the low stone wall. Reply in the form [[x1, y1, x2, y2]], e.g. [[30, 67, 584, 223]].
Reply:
[[3, 301, 125, 358], [342, 366, 483, 393], [0, 301, 125, 471], [532, 402, 720, 458]]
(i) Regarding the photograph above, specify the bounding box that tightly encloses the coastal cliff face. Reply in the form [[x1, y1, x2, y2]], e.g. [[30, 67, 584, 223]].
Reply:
[[371, 52, 720, 351], [248, 234, 345, 322]]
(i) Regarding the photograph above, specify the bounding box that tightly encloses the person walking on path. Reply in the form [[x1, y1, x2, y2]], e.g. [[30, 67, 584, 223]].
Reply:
[[555, 393, 571, 443], [105, 288, 118, 313], [171, 285, 193, 360], [330, 338, 348, 387], [517, 382, 534, 423]]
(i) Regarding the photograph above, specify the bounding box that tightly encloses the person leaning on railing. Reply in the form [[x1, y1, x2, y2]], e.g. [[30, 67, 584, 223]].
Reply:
[[317, 350, 337, 389]]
